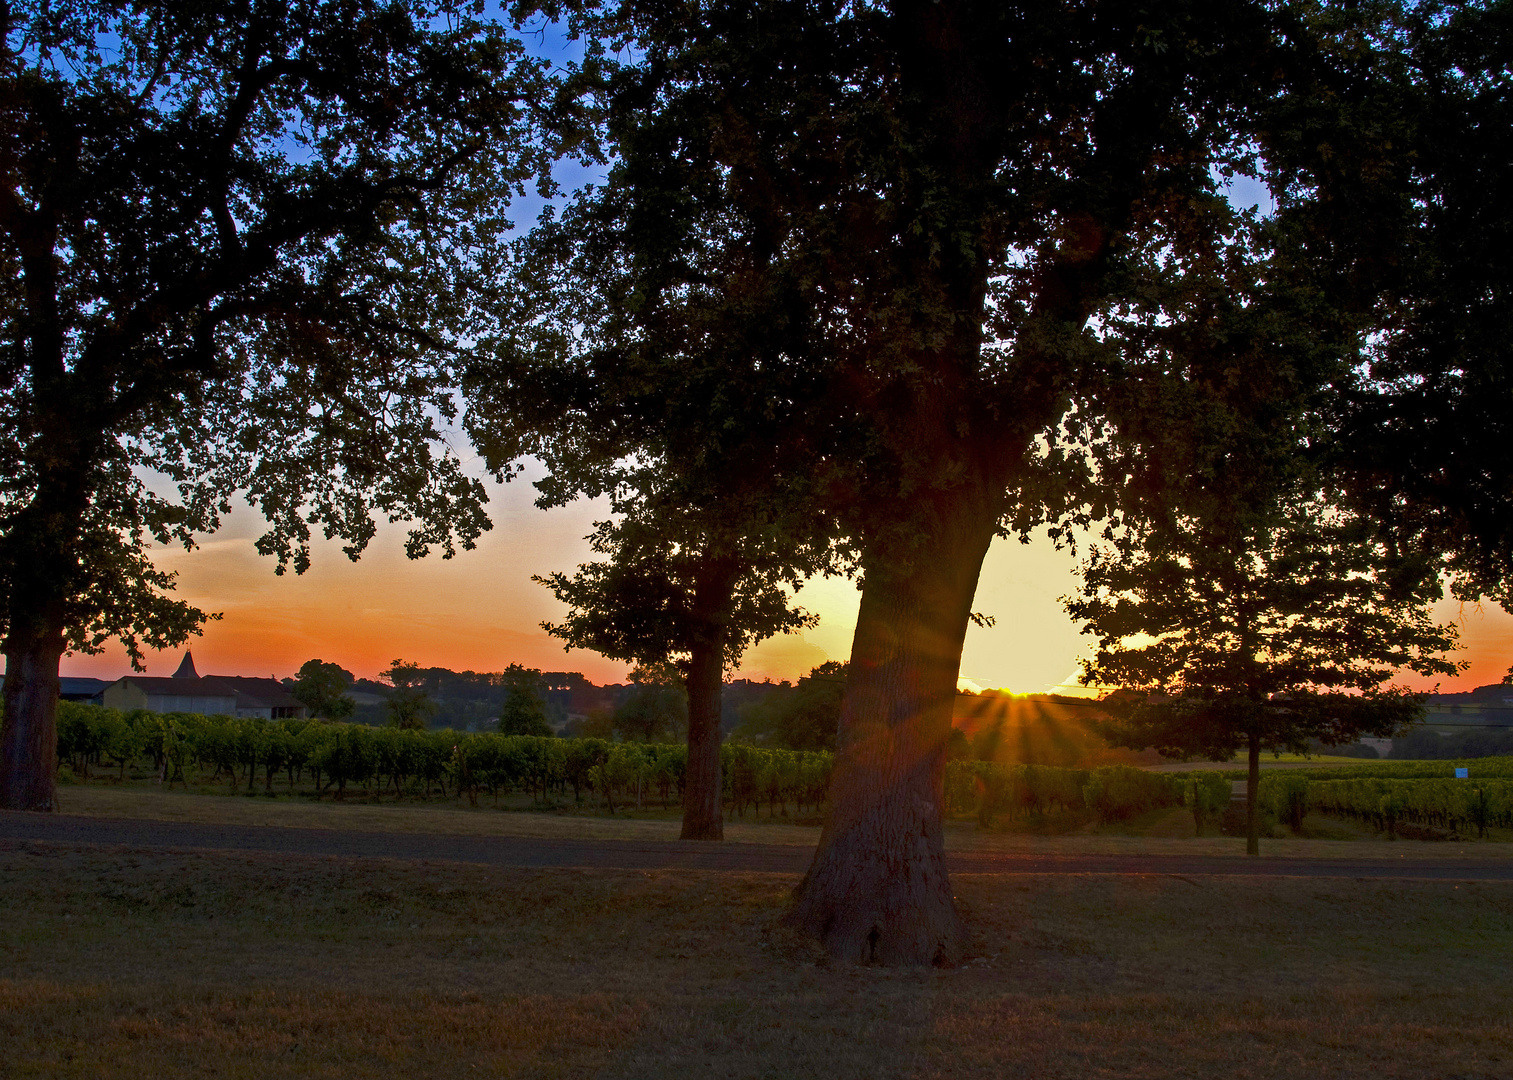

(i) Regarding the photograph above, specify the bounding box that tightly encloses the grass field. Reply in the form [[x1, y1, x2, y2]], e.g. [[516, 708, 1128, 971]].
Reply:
[[45, 782, 1513, 858], [4, 832, 1513, 1079]]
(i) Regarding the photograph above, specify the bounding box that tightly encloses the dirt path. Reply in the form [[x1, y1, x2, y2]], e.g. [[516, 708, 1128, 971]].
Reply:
[[5, 811, 1513, 880]]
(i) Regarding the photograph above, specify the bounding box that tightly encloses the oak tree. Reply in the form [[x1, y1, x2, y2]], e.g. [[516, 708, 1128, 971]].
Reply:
[[535, 500, 822, 838], [0, 1, 566, 808], [467, 15, 838, 840], [506, 0, 1426, 961], [503, 0, 1312, 962]]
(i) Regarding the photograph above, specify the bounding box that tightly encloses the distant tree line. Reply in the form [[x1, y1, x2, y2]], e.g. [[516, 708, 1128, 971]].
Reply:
[[280, 655, 845, 751]]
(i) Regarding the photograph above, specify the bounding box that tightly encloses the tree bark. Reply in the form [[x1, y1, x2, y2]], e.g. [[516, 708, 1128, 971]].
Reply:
[[0, 500, 77, 812], [681, 638, 725, 840], [789, 487, 998, 965], [1246, 732, 1260, 857], [0, 628, 66, 812]]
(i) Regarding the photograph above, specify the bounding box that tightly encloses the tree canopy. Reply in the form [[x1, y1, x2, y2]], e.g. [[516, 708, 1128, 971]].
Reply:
[[291, 659, 355, 721], [487, 0, 1383, 962], [467, 3, 841, 838], [381, 659, 437, 731], [611, 664, 688, 744], [733, 662, 847, 753], [1331, 1, 1513, 603], [497, 663, 553, 737]]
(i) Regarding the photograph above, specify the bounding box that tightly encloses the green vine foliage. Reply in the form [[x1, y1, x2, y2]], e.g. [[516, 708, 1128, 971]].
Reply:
[[51, 701, 834, 814]]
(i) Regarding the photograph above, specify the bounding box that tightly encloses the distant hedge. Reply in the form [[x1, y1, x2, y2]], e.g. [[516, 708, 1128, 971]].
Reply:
[[1252, 758, 1513, 782]]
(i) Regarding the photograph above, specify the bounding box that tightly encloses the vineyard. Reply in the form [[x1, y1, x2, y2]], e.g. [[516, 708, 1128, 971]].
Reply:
[[52, 702, 1254, 826], [53, 702, 832, 817], [1255, 758, 1513, 782], [1259, 771, 1513, 838], [943, 761, 1234, 831]]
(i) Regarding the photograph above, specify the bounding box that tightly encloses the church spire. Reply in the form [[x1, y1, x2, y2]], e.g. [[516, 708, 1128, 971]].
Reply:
[[172, 651, 198, 679]]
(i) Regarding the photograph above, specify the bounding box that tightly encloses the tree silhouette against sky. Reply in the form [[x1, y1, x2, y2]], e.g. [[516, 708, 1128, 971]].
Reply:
[[0, 1, 571, 809], [1067, 496, 1462, 855]]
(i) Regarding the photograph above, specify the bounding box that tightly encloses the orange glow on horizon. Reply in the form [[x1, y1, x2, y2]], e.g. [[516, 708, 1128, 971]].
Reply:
[[42, 486, 1513, 696]]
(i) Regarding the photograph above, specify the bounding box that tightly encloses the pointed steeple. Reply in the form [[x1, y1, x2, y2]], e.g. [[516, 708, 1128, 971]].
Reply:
[[172, 651, 199, 679]]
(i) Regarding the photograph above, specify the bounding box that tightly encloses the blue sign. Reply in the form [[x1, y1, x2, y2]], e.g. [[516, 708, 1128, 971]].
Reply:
[[1455, 767, 1469, 779]]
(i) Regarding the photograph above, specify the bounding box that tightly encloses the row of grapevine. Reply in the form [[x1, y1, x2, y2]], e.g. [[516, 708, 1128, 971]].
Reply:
[[1265, 758, 1513, 783], [53, 702, 833, 815], [943, 761, 1232, 827], [945, 761, 1089, 824], [1260, 774, 1513, 837]]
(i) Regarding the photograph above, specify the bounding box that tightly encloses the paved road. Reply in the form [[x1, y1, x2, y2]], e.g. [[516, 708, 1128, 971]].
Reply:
[[4, 812, 1513, 881]]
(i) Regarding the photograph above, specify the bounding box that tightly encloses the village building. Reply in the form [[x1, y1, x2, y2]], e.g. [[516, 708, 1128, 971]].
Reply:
[[99, 651, 307, 719], [58, 677, 111, 705], [215, 676, 308, 720], [102, 675, 239, 716]]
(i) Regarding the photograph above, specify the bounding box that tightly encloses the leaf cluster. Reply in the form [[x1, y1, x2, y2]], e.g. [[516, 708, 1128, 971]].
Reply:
[[1316, 1, 1513, 602]]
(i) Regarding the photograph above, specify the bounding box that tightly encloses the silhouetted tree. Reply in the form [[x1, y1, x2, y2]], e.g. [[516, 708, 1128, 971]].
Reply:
[[382, 660, 436, 731], [0, 1, 567, 810], [511, 0, 1307, 963], [498, 663, 552, 736], [1067, 496, 1462, 854], [468, 38, 838, 841], [734, 663, 846, 752], [291, 660, 355, 721], [611, 664, 688, 743], [534, 502, 822, 837], [1308, 3, 1513, 606], [492, 0, 1456, 961]]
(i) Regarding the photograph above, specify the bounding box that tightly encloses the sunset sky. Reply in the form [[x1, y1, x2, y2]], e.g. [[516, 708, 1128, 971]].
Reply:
[[59, 456, 1513, 694]]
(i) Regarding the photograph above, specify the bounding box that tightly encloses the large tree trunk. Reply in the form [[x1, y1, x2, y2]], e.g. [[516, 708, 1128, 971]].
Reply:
[[789, 488, 998, 965], [0, 370, 96, 811], [681, 638, 724, 840], [1, 492, 79, 812], [0, 625, 66, 812]]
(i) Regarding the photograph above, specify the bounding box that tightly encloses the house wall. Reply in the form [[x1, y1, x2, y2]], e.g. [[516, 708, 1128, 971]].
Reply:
[[147, 694, 237, 716], [102, 682, 148, 712]]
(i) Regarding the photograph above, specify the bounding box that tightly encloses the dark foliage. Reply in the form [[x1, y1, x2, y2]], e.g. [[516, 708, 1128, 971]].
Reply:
[[733, 662, 846, 752], [498, 663, 553, 737], [290, 659, 355, 721]]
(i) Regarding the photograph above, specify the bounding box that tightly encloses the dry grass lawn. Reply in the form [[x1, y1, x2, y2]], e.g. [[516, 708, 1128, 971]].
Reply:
[[3, 837, 1512, 1079], [49, 783, 1513, 859]]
